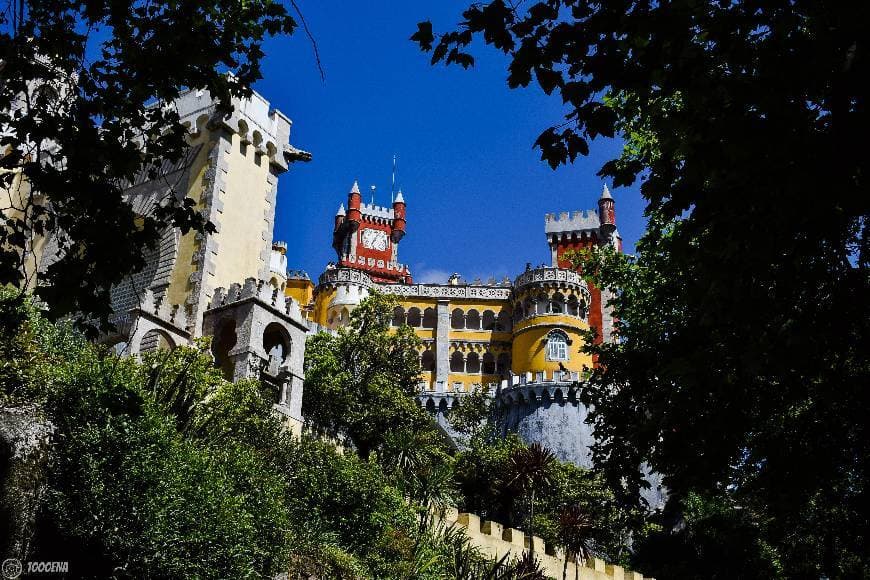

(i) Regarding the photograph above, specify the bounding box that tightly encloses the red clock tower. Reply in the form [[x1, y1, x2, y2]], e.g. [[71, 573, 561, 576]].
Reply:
[[332, 181, 411, 283]]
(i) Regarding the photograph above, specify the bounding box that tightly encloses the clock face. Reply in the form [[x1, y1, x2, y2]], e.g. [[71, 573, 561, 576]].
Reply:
[[361, 228, 388, 251]]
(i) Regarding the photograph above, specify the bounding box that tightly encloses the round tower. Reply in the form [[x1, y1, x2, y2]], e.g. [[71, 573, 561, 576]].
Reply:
[[391, 189, 406, 243], [597, 184, 616, 238], [499, 266, 597, 467], [510, 267, 593, 375], [346, 180, 362, 229], [334, 203, 346, 230]]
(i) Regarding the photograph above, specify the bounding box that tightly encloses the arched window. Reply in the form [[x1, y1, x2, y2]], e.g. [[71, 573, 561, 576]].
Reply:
[[546, 330, 570, 362], [497, 310, 512, 331], [466, 352, 481, 373], [391, 306, 406, 327], [567, 295, 579, 317], [536, 297, 548, 315], [524, 299, 534, 319], [407, 307, 422, 327], [482, 352, 496, 374], [263, 322, 291, 362], [141, 329, 174, 353], [549, 292, 565, 314], [450, 351, 465, 372], [497, 352, 511, 374], [421, 350, 436, 372], [482, 310, 496, 330], [466, 309, 481, 330], [212, 318, 237, 380], [451, 308, 465, 329], [422, 307, 437, 328]]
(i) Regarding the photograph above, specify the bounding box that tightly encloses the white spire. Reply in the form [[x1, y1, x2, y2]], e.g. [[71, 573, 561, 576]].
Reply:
[[350, 180, 360, 194], [600, 183, 613, 200], [336, 203, 345, 216], [394, 189, 405, 203]]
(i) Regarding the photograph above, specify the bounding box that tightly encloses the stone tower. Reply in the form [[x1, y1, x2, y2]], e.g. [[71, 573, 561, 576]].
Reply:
[[104, 87, 311, 350], [98, 88, 312, 432], [544, 184, 622, 343]]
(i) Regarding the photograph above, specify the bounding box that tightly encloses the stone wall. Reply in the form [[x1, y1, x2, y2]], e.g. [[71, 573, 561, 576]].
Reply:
[[439, 509, 654, 580]]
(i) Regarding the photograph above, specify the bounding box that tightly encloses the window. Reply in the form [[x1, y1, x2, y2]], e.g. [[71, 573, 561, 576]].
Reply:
[[546, 330, 569, 361]]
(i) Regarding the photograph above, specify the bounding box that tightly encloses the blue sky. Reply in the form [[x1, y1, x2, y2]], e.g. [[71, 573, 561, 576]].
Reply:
[[256, 2, 647, 284]]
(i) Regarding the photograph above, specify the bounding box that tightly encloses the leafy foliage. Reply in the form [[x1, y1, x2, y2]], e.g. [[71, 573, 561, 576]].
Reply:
[[632, 491, 783, 579], [302, 292, 435, 459], [417, 1, 868, 576], [0, 0, 298, 324]]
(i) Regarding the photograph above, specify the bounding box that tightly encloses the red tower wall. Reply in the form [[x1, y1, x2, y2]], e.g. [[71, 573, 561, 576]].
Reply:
[[553, 233, 605, 345]]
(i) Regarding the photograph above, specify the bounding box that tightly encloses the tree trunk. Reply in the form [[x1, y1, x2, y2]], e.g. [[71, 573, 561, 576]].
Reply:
[[528, 488, 535, 565], [0, 406, 54, 561]]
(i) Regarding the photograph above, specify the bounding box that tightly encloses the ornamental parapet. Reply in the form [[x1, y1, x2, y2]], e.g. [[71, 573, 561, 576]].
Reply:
[[513, 267, 588, 294], [207, 277, 306, 328], [497, 370, 589, 405], [319, 267, 513, 301], [416, 381, 499, 411]]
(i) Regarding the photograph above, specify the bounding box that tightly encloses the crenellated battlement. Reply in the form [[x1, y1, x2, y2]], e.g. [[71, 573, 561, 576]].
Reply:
[[438, 509, 654, 580], [173, 86, 311, 172], [137, 288, 192, 332], [208, 277, 304, 323], [359, 202, 395, 221], [544, 209, 601, 234]]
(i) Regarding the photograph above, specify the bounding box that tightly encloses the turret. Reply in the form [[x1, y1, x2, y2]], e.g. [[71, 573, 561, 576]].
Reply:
[[597, 184, 616, 237], [391, 189, 406, 243], [334, 203, 346, 231], [346, 180, 362, 230]]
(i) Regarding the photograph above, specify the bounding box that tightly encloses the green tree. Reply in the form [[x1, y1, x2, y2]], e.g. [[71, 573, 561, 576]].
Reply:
[[0, 0, 300, 324], [504, 443, 555, 566], [558, 504, 593, 580], [415, 2, 868, 576], [302, 292, 436, 460]]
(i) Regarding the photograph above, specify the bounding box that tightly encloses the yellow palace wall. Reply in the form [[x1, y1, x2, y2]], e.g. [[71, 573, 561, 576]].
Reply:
[[511, 314, 592, 373], [305, 273, 594, 394]]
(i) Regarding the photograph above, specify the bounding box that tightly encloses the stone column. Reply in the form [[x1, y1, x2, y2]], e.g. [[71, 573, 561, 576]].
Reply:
[[435, 299, 450, 386]]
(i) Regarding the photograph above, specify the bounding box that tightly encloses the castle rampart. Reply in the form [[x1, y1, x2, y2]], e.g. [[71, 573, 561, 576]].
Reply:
[[438, 509, 654, 580]]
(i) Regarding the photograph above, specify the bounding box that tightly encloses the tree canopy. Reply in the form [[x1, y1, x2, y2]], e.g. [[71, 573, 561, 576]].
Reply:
[[302, 292, 435, 460], [415, 1, 868, 576], [0, 0, 298, 324]]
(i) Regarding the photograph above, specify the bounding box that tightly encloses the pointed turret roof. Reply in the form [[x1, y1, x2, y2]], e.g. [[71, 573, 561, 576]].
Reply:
[[600, 183, 613, 200], [336, 203, 346, 216], [350, 180, 360, 194], [394, 189, 405, 204]]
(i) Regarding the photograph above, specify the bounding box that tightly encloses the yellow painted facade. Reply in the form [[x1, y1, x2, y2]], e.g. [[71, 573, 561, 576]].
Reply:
[[511, 314, 592, 373], [162, 131, 212, 308], [296, 264, 594, 395], [210, 131, 273, 288], [284, 276, 315, 311]]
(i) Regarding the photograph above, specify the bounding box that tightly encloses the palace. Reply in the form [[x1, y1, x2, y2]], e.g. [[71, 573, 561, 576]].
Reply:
[[7, 83, 624, 465], [280, 179, 623, 466]]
